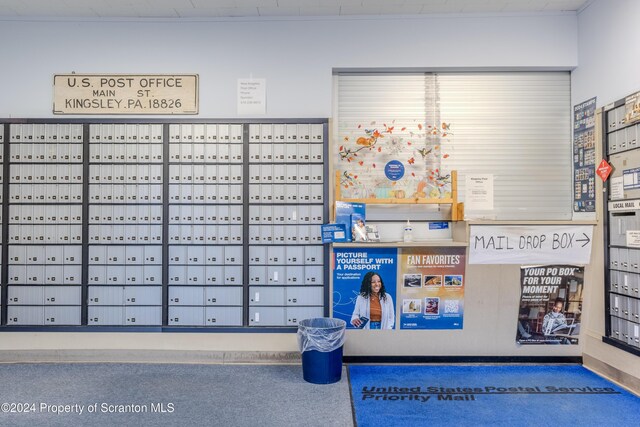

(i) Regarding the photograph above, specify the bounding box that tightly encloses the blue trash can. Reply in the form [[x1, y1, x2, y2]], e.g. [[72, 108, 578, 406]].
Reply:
[[297, 318, 346, 384]]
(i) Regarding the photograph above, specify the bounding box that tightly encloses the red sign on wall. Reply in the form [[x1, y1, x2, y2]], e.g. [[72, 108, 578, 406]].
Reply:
[[597, 159, 612, 182]]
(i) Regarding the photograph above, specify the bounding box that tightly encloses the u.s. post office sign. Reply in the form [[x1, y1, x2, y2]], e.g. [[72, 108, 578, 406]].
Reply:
[[54, 74, 198, 115]]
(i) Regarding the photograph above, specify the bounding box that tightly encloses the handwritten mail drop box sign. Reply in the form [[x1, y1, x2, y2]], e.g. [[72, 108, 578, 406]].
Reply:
[[53, 74, 199, 115]]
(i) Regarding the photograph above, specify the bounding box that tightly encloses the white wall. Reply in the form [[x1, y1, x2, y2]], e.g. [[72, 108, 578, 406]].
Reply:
[[573, 0, 640, 386], [0, 13, 577, 118], [0, 12, 583, 359]]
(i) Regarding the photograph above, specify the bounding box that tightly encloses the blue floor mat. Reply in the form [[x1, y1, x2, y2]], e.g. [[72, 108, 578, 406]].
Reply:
[[349, 365, 640, 427]]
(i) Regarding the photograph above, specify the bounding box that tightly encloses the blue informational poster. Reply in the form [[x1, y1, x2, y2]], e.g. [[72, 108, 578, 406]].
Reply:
[[573, 97, 597, 212], [332, 247, 398, 330]]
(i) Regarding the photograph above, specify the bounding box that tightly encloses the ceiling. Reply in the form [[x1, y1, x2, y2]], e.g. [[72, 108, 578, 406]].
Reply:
[[0, 0, 592, 19]]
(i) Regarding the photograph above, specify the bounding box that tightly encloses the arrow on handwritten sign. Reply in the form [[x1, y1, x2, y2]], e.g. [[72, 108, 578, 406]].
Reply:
[[576, 233, 591, 247]]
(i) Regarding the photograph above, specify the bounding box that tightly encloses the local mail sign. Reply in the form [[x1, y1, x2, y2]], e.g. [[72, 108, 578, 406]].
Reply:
[[469, 225, 593, 265], [53, 74, 198, 115]]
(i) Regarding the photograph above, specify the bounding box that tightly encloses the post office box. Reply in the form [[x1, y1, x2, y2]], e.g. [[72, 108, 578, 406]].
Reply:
[[310, 205, 324, 223], [629, 249, 640, 273], [249, 246, 267, 264], [45, 286, 81, 305], [218, 225, 230, 243], [224, 246, 243, 265], [260, 184, 273, 203], [187, 245, 205, 265], [261, 123, 275, 143], [125, 286, 162, 306], [248, 206, 260, 223], [272, 225, 285, 243], [205, 307, 243, 326], [218, 185, 230, 203], [285, 185, 298, 203], [310, 184, 324, 202], [624, 125, 637, 150], [8, 245, 25, 264], [64, 265, 82, 284], [259, 205, 272, 224], [304, 245, 324, 265], [249, 184, 261, 203], [249, 307, 285, 326], [304, 266, 324, 285], [106, 265, 125, 284], [271, 184, 285, 203], [310, 144, 324, 162], [310, 164, 324, 183], [144, 265, 162, 285], [285, 245, 303, 265], [204, 124, 217, 143], [610, 270, 620, 293], [169, 306, 205, 326], [125, 265, 144, 285], [45, 265, 64, 284], [8, 286, 43, 305], [286, 306, 323, 326], [88, 286, 124, 305], [620, 248, 630, 272], [186, 265, 205, 285], [273, 143, 285, 162], [271, 205, 286, 224], [217, 143, 230, 162], [205, 266, 224, 284], [249, 124, 261, 143], [299, 185, 312, 204], [125, 306, 162, 325], [147, 143, 163, 162], [249, 143, 261, 163], [7, 306, 44, 325], [169, 245, 187, 264], [205, 225, 218, 244], [249, 286, 285, 306], [298, 225, 315, 245], [205, 287, 243, 306], [249, 225, 261, 243], [249, 266, 267, 284], [286, 266, 305, 284], [259, 225, 272, 243], [286, 286, 323, 306], [88, 306, 124, 325], [260, 164, 273, 183], [260, 143, 273, 162], [125, 143, 137, 163], [230, 144, 243, 162], [203, 142, 217, 162], [230, 185, 243, 203], [230, 205, 243, 223], [230, 124, 243, 143], [204, 184, 218, 203], [267, 266, 286, 284], [224, 266, 243, 285], [610, 293, 620, 316], [192, 224, 206, 243], [88, 265, 107, 284], [169, 265, 187, 284], [285, 225, 299, 244], [26, 245, 46, 264]]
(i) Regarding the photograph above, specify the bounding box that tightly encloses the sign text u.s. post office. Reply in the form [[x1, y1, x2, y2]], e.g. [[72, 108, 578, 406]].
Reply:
[[54, 74, 198, 115]]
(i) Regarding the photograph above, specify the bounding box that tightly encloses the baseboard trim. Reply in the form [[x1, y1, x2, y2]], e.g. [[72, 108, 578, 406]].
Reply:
[[0, 350, 301, 364], [582, 354, 640, 395], [344, 355, 583, 364]]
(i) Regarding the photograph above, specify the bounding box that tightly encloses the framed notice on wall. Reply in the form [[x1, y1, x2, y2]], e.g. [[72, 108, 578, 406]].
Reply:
[[53, 74, 199, 115]]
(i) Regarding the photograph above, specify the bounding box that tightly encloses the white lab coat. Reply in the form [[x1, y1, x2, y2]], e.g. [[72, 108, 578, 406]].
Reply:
[[351, 294, 395, 329]]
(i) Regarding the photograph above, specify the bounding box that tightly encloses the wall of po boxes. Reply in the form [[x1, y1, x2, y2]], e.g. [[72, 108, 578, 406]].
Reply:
[[0, 120, 328, 330]]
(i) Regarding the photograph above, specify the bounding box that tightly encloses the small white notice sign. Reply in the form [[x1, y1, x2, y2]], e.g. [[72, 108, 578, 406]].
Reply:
[[465, 174, 494, 211], [626, 230, 640, 247], [610, 176, 624, 200], [238, 78, 266, 115]]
